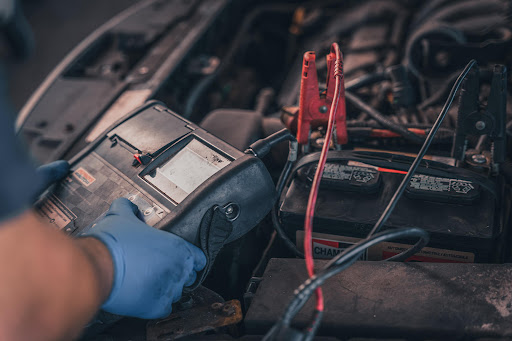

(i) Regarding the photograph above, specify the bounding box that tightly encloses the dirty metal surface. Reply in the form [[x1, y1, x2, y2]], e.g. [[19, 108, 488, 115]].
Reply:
[[147, 300, 242, 340], [245, 259, 512, 340]]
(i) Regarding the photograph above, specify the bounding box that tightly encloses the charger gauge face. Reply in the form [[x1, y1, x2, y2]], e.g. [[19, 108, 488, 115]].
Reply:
[[144, 139, 231, 204]]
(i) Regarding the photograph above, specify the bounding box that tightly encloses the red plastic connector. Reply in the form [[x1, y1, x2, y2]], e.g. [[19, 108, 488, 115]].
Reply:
[[296, 50, 347, 145]]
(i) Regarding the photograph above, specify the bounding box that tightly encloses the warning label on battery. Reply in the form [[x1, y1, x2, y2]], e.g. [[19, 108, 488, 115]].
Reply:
[[450, 180, 475, 194], [36, 194, 77, 231], [73, 168, 96, 187], [409, 175, 475, 194], [323, 164, 377, 183], [378, 242, 475, 263], [297, 231, 475, 263]]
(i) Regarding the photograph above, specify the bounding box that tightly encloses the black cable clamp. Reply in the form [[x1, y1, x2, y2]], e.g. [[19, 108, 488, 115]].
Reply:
[[451, 64, 507, 169]]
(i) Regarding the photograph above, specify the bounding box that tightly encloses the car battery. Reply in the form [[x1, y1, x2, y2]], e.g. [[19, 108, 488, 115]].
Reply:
[[279, 152, 503, 263]]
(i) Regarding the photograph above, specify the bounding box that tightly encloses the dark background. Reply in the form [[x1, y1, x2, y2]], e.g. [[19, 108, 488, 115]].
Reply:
[[6, 0, 138, 111]]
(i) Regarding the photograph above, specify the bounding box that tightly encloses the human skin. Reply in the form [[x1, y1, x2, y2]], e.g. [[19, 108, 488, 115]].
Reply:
[[0, 210, 113, 341]]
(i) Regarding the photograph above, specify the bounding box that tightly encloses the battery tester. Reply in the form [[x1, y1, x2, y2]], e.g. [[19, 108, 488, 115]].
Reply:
[[36, 101, 276, 284]]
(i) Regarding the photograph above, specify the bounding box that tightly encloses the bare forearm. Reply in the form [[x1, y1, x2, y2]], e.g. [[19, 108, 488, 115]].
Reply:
[[0, 211, 113, 341]]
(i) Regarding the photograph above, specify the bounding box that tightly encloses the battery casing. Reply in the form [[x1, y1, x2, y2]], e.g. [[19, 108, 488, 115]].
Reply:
[[280, 158, 501, 263]]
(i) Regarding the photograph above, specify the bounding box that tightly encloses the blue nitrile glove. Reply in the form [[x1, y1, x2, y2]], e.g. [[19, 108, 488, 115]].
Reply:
[[0, 92, 68, 220], [0, 106, 68, 222], [34, 160, 70, 196], [83, 197, 207, 319], [1, 157, 69, 220]]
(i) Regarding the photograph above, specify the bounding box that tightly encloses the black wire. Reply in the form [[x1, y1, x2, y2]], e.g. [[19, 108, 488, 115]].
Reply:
[[286, 229, 428, 326], [346, 91, 425, 143], [246, 128, 295, 158], [272, 160, 304, 258], [419, 68, 493, 110], [304, 309, 323, 341], [283, 230, 429, 331], [245, 129, 303, 258], [266, 227, 429, 339], [345, 72, 388, 92], [251, 231, 277, 278], [367, 59, 477, 237], [245, 129, 303, 256]]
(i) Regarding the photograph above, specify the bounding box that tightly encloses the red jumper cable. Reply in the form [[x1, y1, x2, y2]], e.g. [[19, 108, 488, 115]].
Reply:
[[302, 43, 345, 315]]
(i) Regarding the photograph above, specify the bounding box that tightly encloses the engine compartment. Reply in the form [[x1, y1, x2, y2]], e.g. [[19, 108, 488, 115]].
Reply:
[[17, 0, 512, 339]]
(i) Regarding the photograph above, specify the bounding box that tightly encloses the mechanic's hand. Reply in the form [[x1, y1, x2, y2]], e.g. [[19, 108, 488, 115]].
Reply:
[[1, 159, 69, 220], [34, 160, 70, 196], [83, 198, 207, 319]]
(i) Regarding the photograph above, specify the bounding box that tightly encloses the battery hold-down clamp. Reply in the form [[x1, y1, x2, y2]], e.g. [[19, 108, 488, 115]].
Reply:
[[284, 48, 348, 147]]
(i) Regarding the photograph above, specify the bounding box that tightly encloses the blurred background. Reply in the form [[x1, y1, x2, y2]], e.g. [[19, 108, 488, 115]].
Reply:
[[5, 0, 137, 110]]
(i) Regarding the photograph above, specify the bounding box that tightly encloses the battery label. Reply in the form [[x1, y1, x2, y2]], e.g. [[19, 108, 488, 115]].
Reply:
[[323, 164, 377, 183], [378, 242, 475, 263], [36, 153, 169, 235], [406, 174, 479, 204], [73, 167, 96, 187], [297, 231, 475, 263], [36, 194, 77, 232], [347, 161, 479, 203], [312, 237, 367, 260], [310, 163, 381, 193], [409, 175, 475, 194]]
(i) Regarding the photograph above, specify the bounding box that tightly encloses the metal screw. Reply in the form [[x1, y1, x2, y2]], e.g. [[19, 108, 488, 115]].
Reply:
[[471, 154, 487, 164], [475, 121, 486, 131], [319, 105, 328, 113], [211, 302, 223, 310], [224, 203, 239, 221], [144, 208, 153, 216], [222, 304, 236, 316]]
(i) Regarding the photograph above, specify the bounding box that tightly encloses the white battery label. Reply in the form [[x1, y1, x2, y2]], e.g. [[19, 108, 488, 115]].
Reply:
[[297, 231, 475, 263]]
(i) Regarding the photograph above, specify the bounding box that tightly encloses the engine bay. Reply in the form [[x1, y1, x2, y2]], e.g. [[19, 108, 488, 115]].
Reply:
[[17, 0, 512, 340]]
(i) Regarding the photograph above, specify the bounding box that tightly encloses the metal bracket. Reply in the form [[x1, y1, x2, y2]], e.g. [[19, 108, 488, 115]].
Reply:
[[451, 64, 507, 166]]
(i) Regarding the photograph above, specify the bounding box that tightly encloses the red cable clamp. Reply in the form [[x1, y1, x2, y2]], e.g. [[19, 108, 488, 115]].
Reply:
[[296, 49, 347, 145]]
